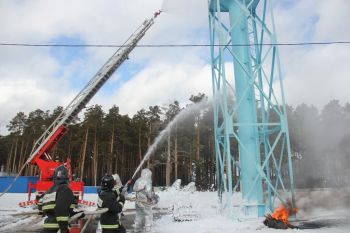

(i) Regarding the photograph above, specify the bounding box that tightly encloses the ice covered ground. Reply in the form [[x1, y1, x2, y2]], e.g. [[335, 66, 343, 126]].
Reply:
[[1, 188, 350, 233], [153, 188, 350, 233]]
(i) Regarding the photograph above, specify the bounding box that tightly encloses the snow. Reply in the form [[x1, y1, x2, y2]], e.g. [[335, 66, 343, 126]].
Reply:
[[1, 189, 350, 233]]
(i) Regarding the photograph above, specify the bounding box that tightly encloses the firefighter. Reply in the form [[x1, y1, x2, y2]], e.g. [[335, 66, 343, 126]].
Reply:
[[40, 165, 80, 233], [97, 174, 126, 233], [133, 168, 159, 233]]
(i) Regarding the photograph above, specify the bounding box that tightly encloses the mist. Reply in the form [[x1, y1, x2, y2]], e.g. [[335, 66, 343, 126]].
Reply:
[[288, 100, 350, 218], [290, 100, 350, 188]]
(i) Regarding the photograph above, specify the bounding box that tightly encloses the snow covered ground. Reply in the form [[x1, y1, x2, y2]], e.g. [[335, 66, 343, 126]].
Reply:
[[1, 188, 350, 233]]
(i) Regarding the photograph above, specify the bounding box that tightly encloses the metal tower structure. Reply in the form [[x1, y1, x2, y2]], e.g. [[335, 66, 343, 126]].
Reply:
[[208, 0, 295, 217]]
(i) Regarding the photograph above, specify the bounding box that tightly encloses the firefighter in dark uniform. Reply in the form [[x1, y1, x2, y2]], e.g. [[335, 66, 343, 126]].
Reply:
[[97, 174, 126, 233], [40, 165, 78, 233]]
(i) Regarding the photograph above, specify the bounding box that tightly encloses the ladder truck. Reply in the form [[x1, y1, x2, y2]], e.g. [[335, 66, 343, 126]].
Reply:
[[14, 11, 162, 210]]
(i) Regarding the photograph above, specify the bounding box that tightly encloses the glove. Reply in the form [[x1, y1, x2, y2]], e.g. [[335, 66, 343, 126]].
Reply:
[[127, 179, 135, 186], [146, 192, 159, 205]]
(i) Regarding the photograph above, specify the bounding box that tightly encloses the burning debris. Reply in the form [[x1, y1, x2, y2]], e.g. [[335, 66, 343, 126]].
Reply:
[[263, 214, 296, 229], [263, 203, 298, 229]]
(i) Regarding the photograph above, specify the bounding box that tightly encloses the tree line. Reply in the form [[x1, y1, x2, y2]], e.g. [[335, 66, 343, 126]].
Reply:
[[0, 93, 214, 188], [0, 96, 349, 189]]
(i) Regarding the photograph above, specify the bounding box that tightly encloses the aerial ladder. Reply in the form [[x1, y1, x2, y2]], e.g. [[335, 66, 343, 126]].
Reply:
[[1, 11, 162, 211]]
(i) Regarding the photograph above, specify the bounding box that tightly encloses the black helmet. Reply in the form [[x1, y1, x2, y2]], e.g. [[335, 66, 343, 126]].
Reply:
[[101, 174, 115, 191], [53, 165, 69, 181]]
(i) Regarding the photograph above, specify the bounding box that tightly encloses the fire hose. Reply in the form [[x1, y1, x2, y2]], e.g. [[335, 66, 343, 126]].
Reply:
[[10, 207, 108, 218]]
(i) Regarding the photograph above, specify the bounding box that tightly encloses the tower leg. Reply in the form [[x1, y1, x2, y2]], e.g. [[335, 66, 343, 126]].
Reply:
[[228, 0, 265, 217]]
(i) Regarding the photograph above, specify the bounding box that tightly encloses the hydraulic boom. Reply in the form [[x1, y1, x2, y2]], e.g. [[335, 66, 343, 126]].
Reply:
[[16, 10, 162, 200]]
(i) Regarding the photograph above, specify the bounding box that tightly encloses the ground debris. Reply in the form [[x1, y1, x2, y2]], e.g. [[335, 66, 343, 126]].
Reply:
[[263, 214, 297, 229]]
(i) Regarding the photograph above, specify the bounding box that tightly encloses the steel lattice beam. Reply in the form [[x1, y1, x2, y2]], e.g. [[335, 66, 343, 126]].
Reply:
[[208, 0, 295, 217]]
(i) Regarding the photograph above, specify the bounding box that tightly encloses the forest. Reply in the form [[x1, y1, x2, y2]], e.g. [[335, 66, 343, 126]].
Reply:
[[0, 94, 350, 189]]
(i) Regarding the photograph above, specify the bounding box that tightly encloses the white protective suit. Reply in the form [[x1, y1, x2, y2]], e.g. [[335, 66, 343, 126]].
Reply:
[[112, 173, 123, 191], [133, 168, 157, 233]]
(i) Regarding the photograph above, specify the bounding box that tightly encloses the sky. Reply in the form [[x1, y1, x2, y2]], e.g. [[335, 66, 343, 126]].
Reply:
[[0, 0, 350, 135]]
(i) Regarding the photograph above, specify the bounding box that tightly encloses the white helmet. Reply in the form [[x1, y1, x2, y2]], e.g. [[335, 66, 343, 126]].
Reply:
[[134, 169, 152, 192], [141, 168, 152, 180]]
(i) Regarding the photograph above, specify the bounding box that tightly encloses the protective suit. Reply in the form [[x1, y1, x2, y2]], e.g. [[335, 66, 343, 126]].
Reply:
[[112, 174, 123, 192], [98, 174, 126, 233], [133, 168, 158, 233], [41, 165, 78, 233]]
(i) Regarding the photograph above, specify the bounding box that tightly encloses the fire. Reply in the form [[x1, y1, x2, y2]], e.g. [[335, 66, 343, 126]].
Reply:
[[272, 204, 298, 223], [263, 202, 298, 229]]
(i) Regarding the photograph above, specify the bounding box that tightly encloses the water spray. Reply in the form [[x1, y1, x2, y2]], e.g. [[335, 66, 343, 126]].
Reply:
[[130, 98, 210, 181]]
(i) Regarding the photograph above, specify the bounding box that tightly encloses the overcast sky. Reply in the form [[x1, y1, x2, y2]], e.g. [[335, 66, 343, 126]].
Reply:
[[0, 0, 349, 135]]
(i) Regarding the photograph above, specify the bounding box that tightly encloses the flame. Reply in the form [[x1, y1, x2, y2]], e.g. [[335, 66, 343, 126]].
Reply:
[[271, 204, 298, 223]]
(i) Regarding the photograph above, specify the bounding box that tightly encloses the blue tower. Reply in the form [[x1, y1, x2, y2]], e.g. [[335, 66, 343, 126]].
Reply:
[[208, 0, 295, 217]]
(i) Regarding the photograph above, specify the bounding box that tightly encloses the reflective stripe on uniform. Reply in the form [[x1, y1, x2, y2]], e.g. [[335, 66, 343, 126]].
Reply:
[[43, 223, 59, 228], [118, 201, 124, 208], [101, 224, 119, 229], [56, 216, 69, 221], [42, 204, 56, 210], [70, 204, 76, 208]]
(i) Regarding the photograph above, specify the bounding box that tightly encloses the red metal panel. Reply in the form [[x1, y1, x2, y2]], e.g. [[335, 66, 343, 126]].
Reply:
[[30, 125, 68, 165]]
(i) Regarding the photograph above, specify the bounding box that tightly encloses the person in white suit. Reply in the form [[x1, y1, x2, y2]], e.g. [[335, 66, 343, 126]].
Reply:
[[133, 168, 158, 233]]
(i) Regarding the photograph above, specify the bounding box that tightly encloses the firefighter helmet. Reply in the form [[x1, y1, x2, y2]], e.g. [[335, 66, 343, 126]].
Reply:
[[101, 174, 115, 191], [53, 165, 69, 181]]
